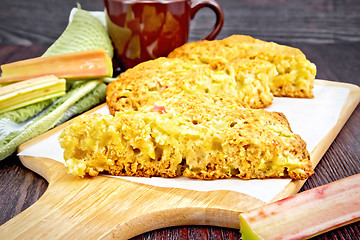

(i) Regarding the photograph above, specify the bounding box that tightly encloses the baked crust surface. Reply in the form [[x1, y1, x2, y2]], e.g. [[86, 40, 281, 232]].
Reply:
[[107, 57, 275, 114], [168, 35, 316, 99], [60, 94, 313, 180]]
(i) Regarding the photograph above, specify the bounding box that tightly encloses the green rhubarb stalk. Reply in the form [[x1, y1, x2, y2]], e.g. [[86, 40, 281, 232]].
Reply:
[[0, 75, 66, 114], [0, 99, 55, 123], [0, 80, 102, 160], [239, 174, 360, 240]]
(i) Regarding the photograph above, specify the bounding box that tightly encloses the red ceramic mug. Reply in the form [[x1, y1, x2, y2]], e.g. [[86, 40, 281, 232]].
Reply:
[[104, 0, 224, 69]]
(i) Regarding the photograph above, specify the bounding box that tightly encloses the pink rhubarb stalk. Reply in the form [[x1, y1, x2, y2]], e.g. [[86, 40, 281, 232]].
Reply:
[[240, 173, 360, 240]]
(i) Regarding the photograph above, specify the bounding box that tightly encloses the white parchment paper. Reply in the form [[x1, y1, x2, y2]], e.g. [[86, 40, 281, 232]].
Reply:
[[18, 83, 351, 203]]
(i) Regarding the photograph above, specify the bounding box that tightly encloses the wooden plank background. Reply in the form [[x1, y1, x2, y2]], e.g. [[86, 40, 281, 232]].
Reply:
[[1, 0, 360, 45], [0, 0, 359, 239]]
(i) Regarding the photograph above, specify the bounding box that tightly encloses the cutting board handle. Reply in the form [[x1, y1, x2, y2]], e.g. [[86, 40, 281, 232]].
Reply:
[[0, 156, 264, 239]]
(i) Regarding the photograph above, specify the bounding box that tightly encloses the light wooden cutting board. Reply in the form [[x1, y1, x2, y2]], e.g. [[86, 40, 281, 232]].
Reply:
[[0, 80, 359, 239]]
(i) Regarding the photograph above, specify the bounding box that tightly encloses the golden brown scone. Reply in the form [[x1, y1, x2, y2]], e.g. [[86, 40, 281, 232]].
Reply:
[[60, 35, 316, 181], [107, 57, 277, 113], [168, 35, 317, 98], [60, 93, 313, 180]]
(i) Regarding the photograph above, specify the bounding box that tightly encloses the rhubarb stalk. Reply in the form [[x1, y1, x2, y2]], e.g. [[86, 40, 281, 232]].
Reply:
[[240, 174, 360, 240], [0, 49, 112, 83], [0, 75, 66, 114]]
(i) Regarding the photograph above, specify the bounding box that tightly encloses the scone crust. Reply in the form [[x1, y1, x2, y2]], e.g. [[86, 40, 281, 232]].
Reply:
[[168, 34, 316, 98], [61, 94, 313, 180], [107, 57, 276, 113]]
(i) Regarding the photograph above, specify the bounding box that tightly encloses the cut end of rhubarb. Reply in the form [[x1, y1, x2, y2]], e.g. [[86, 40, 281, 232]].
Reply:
[[240, 214, 264, 240], [0, 49, 113, 83]]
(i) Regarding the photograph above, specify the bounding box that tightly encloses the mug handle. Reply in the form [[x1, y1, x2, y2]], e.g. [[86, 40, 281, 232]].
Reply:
[[189, 0, 224, 40]]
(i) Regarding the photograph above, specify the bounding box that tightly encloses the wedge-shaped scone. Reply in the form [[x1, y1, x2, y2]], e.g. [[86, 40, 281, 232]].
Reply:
[[60, 94, 313, 180], [107, 57, 277, 113], [168, 35, 317, 98]]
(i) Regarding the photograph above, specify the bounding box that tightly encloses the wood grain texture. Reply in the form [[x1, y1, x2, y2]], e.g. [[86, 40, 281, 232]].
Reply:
[[1, 155, 252, 239], [1, 0, 360, 45], [0, 0, 360, 239]]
